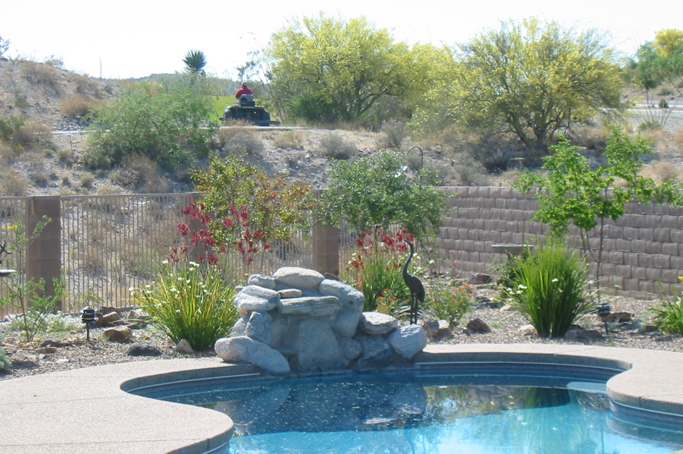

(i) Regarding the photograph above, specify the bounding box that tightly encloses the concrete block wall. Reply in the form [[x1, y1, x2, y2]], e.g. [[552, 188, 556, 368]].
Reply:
[[436, 187, 683, 298]]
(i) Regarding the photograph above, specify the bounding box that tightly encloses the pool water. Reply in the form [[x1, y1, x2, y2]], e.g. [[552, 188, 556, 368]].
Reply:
[[148, 372, 683, 454]]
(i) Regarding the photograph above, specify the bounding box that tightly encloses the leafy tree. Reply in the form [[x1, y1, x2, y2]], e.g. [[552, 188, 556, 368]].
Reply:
[[516, 129, 682, 302], [654, 29, 683, 59], [419, 19, 622, 161], [86, 78, 216, 171], [321, 150, 447, 239], [183, 50, 207, 76], [268, 16, 412, 123]]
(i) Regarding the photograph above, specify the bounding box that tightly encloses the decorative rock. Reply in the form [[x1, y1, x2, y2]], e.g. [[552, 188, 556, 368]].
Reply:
[[176, 339, 194, 354], [234, 285, 280, 313], [102, 326, 132, 343], [338, 337, 362, 361], [500, 304, 515, 312], [356, 335, 394, 369], [468, 273, 492, 285], [360, 312, 399, 335], [466, 318, 491, 334], [319, 279, 365, 306], [388, 325, 427, 360], [518, 324, 537, 336], [246, 312, 273, 345], [9, 353, 38, 369], [215, 336, 290, 375], [333, 305, 363, 337], [127, 309, 150, 320], [127, 343, 162, 357], [273, 267, 324, 289], [40, 339, 71, 348], [564, 327, 602, 342], [247, 274, 276, 290], [295, 319, 346, 370], [604, 312, 633, 324], [422, 319, 452, 340], [96, 311, 121, 327], [229, 316, 249, 337], [278, 296, 340, 317], [277, 288, 303, 299], [36, 346, 57, 354]]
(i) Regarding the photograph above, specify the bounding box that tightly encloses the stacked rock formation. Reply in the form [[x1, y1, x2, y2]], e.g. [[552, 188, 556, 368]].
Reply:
[[214, 266, 427, 374]]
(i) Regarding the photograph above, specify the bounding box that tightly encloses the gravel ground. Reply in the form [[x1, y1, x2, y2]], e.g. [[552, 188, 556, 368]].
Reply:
[[1, 290, 682, 381]]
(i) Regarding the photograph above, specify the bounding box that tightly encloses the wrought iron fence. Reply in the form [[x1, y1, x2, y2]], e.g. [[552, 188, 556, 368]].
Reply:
[[0, 197, 26, 316]]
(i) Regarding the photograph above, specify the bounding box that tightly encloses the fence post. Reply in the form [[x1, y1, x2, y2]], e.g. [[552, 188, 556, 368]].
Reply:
[[26, 196, 62, 309], [312, 223, 340, 277]]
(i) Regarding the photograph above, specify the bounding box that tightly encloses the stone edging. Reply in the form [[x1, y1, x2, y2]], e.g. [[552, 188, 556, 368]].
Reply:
[[0, 344, 682, 453]]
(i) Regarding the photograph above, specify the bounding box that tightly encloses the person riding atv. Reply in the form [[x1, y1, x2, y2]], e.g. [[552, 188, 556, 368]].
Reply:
[[234, 83, 255, 107]]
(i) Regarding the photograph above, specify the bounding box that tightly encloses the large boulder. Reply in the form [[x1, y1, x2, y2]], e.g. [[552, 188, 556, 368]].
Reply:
[[278, 296, 340, 317], [246, 311, 273, 345], [234, 285, 280, 313], [294, 319, 346, 371], [388, 325, 427, 359], [229, 316, 249, 337], [356, 335, 394, 369], [319, 279, 364, 306], [215, 336, 290, 375], [338, 337, 362, 361], [360, 312, 399, 335], [333, 305, 363, 337], [274, 267, 324, 289], [247, 274, 276, 290], [102, 326, 132, 343]]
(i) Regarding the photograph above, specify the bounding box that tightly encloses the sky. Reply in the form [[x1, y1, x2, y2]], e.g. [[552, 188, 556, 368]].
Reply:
[[1, 0, 682, 79]]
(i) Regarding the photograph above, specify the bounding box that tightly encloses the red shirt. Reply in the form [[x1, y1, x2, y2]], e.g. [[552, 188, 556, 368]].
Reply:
[[235, 86, 253, 98]]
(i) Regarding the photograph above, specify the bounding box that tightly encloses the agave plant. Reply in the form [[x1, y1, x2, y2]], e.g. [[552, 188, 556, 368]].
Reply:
[[183, 50, 207, 75]]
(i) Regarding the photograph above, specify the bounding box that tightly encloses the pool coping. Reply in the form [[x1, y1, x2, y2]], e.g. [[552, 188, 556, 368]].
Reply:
[[0, 343, 681, 453]]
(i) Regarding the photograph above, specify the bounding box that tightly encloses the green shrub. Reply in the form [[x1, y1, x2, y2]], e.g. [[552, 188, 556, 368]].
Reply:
[[273, 131, 304, 150], [425, 282, 473, 326], [509, 242, 592, 338], [1, 278, 65, 342], [134, 262, 238, 350], [218, 130, 264, 156], [379, 120, 407, 149], [86, 80, 216, 171], [652, 296, 683, 335], [0, 348, 10, 373], [320, 133, 357, 160]]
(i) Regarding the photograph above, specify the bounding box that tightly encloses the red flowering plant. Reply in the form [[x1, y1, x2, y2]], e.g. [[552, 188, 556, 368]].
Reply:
[[344, 227, 427, 313]]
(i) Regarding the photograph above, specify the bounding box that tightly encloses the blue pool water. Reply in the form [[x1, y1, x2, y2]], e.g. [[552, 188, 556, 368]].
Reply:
[[139, 371, 683, 454]]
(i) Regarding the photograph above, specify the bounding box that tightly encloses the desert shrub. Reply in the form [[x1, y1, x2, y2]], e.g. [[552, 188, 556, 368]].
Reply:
[[79, 174, 95, 189], [0, 348, 10, 372], [640, 161, 683, 183], [0, 116, 50, 151], [112, 154, 169, 192], [0, 170, 29, 195], [273, 131, 304, 150], [343, 229, 416, 312], [60, 95, 99, 119], [509, 241, 592, 338], [72, 74, 103, 98], [0, 278, 65, 342], [22, 61, 62, 95], [450, 152, 490, 185], [652, 295, 683, 335], [638, 119, 663, 131], [28, 164, 50, 188], [57, 149, 76, 167], [571, 125, 610, 152], [425, 282, 473, 326], [218, 130, 264, 156], [321, 150, 447, 239], [320, 133, 357, 160], [379, 120, 407, 149], [86, 81, 216, 170], [134, 262, 238, 350]]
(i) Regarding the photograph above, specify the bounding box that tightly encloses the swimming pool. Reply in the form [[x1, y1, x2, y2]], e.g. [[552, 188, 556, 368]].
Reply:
[[131, 365, 683, 454]]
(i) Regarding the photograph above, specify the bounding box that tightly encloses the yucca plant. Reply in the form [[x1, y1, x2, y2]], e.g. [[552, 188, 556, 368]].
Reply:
[[510, 241, 592, 338], [183, 50, 207, 75], [652, 296, 683, 335], [134, 262, 237, 350]]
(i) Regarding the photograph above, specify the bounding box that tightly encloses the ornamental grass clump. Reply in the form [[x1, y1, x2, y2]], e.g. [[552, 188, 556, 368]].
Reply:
[[134, 262, 237, 351], [510, 242, 592, 338], [652, 295, 683, 335]]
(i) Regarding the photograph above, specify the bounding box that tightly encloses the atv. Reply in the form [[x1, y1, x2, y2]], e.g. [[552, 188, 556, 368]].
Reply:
[[223, 96, 271, 126]]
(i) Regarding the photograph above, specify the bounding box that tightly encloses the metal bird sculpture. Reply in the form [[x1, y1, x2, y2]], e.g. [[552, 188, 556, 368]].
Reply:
[[402, 240, 425, 325], [0, 241, 9, 265]]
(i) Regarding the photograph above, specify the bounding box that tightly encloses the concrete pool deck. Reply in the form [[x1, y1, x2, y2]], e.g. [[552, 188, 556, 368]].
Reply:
[[0, 344, 682, 453]]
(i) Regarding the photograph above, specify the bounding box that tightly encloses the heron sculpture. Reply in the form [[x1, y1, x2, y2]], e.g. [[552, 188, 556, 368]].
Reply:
[[0, 241, 9, 265], [402, 240, 425, 325]]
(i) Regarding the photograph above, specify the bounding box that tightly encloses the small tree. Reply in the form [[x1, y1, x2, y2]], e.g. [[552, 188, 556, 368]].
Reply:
[[321, 150, 447, 240], [183, 50, 207, 76], [516, 129, 682, 302]]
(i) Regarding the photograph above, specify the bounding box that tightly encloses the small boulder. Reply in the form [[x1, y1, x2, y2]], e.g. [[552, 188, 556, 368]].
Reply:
[[234, 285, 280, 313], [247, 274, 276, 290], [246, 311, 273, 345], [103, 326, 132, 343], [518, 324, 537, 336], [127, 343, 162, 357], [277, 288, 303, 299], [278, 296, 340, 317], [360, 312, 399, 335], [500, 304, 515, 312], [273, 267, 324, 289], [388, 325, 427, 359], [229, 316, 249, 337], [564, 326, 602, 342], [319, 279, 365, 306], [175, 339, 195, 354], [96, 311, 121, 327], [127, 309, 150, 320], [215, 336, 290, 375], [356, 335, 394, 369], [468, 273, 492, 285], [40, 339, 71, 348], [295, 319, 346, 371], [333, 306, 363, 338], [604, 311, 633, 324], [421, 319, 452, 340], [338, 337, 362, 361], [36, 346, 57, 354], [465, 318, 491, 334]]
